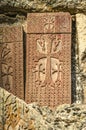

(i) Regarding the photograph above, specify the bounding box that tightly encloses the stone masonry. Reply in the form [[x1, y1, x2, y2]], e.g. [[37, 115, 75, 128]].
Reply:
[[0, 0, 86, 130]]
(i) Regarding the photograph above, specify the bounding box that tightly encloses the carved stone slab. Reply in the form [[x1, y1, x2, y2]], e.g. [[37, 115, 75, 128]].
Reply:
[[0, 25, 24, 99], [27, 13, 71, 33], [26, 13, 71, 107]]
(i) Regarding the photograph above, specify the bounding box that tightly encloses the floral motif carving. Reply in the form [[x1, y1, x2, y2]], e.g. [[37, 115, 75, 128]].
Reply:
[[44, 16, 55, 33], [1, 43, 13, 90]]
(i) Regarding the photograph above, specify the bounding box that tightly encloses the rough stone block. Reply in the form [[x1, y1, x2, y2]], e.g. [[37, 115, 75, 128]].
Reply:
[[76, 14, 86, 103], [0, 88, 4, 130], [76, 14, 86, 64], [1, 87, 86, 130]]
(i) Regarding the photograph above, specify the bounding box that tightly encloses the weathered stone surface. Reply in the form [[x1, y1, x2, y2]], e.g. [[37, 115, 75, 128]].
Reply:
[[0, 25, 24, 100], [0, 88, 4, 130], [76, 13, 86, 104], [26, 13, 71, 108], [0, 88, 35, 130], [76, 14, 86, 65], [0, 0, 86, 14], [1, 87, 86, 130]]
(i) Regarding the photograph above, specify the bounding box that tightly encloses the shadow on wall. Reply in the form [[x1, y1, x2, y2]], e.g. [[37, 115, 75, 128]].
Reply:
[[71, 17, 77, 103], [71, 16, 85, 104]]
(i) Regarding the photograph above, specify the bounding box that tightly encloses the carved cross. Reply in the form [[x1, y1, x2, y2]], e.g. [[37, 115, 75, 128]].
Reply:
[[34, 35, 62, 87]]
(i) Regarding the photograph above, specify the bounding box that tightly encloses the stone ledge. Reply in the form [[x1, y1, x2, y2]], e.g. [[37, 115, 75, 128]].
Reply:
[[0, 0, 86, 14]]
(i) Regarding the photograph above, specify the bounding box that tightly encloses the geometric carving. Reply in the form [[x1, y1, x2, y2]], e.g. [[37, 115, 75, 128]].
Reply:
[[26, 13, 71, 108], [0, 25, 24, 99]]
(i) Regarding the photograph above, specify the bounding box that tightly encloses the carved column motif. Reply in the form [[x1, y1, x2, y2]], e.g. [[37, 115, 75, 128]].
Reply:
[[0, 25, 24, 99], [26, 13, 71, 108]]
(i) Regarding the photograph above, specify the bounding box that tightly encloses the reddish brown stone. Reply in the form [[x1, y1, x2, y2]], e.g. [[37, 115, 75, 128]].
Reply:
[[3, 26, 23, 42], [0, 25, 24, 99], [27, 13, 71, 33], [26, 13, 71, 108]]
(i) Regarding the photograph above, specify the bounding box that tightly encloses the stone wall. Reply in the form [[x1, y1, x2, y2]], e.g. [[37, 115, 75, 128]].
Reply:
[[0, 1, 86, 129], [0, 0, 86, 104]]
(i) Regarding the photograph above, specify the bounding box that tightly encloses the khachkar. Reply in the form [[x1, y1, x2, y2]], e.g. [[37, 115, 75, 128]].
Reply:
[[0, 25, 24, 99], [26, 13, 71, 108]]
